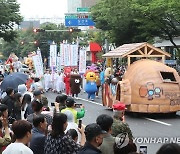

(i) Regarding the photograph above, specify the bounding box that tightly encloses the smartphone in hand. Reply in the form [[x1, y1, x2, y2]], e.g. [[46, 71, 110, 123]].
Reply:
[[78, 119, 82, 128], [51, 102, 55, 106], [139, 145, 147, 154], [75, 103, 82, 108]]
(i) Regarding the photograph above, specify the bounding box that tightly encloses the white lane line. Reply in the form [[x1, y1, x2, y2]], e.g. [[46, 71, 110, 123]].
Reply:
[[145, 118, 172, 126], [61, 93, 103, 106], [76, 97, 103, 106]]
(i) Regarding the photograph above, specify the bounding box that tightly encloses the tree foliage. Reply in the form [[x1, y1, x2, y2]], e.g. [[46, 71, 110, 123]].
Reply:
[[1, 23, 81, 59], [0, 0, 23, 41], [91, 0, 180, 50]]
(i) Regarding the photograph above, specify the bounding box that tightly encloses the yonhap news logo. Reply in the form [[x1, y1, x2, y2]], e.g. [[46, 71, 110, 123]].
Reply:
[[133, 137, 180, 144]]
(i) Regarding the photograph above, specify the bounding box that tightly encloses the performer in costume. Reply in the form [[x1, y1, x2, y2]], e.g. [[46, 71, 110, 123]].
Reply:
[[70, 74, 82, 98], [85, 71, 97, 101], [64, 67, 71, 96]]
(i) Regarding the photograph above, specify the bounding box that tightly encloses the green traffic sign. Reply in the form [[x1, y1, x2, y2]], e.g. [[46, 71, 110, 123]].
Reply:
[[65, 15, 77, 19], [77, 7, 90, 12]]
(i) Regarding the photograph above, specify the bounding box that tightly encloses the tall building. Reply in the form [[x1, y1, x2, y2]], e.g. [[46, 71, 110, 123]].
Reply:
[[67, 0, 82, 13], [81, 0, 98, 8], [67, 0, 99, 13]]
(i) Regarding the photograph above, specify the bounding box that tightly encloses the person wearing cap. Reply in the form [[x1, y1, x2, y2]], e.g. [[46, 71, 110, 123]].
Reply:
[[113, 102, 126, 122], [96, 114, 114, 154], [112, 102, 133, 141], [78, 123, 106, 154], [61, 97, 85, 123]]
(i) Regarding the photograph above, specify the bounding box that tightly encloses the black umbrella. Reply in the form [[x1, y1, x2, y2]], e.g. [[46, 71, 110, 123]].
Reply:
[[0, 72, 28, 91]]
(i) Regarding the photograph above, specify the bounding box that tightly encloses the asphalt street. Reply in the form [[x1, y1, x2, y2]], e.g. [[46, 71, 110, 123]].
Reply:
[[45, 91, 180, 154]]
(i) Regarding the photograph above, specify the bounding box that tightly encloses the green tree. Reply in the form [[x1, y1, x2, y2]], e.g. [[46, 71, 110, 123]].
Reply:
[[91, 0, 180, 51], [132, 0, 180, 52], [0, 0, 23, 41]]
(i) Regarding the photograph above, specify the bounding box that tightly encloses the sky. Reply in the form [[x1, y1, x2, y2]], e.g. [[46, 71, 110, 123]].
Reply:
[[17, 0, 67, 18]]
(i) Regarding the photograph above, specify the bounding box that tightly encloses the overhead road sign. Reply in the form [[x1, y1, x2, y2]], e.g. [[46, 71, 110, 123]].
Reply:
[[65, 18, 95, 27], [77, 7, 90, 12]]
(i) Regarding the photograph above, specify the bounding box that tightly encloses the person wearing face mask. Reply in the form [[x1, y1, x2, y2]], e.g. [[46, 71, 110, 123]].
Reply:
[[30, 114, 48, 154], [78, 123, 106, 154]]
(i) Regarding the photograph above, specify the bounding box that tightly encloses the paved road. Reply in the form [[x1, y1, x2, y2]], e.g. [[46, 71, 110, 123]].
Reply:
[[45, 91, 180, 154]]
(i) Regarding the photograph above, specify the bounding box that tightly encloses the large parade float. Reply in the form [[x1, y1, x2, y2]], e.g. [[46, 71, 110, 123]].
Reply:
[[102, 42, 180, 113]]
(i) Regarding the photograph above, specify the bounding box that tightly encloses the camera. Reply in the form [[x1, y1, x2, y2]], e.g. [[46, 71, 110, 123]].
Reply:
[[74, 103, 82, 108]]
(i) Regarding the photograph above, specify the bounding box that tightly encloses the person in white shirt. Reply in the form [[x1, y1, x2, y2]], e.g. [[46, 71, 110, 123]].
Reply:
[[44, 70, 51, 92], [3, 120, 33, 154], [55, 72, 65, 94]]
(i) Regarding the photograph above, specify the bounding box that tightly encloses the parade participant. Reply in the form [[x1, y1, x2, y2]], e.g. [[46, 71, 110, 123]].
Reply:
[[110, 78, 119, 104], [61, 97, 85, 123], [70, 74, 82, 98], [64, 67, 71, 96], [2, 120, 33, 154], [95, 70, 101, 98], [26, 75, 34, 91], [78, 123, 106, 154], [51, 70, 58, 93], [25, 52, 34, 70], [55, 71, 65, 94], [44, 70, 51, 92], [85, 71, 97, 101], [30, 114, 47, 154]]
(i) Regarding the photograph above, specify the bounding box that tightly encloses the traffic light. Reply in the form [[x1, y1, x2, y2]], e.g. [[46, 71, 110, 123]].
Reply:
[[33, 28, 45, 33], [69, 28, 81, 33], [20, 41, 24, 45], [34, 40, 39, 46]]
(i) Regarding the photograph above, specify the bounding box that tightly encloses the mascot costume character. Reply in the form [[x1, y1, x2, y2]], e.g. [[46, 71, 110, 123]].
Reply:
[[70, 74, 82, 98], [64, 67, 71, 96], [85, 71, 97, 101], [5, 53, 18, 72], [25, 52, 35, 70], [102, 67, 113, 107]]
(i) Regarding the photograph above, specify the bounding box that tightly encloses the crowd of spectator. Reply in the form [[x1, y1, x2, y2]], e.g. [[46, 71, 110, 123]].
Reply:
[[0, 88, 179, 154]]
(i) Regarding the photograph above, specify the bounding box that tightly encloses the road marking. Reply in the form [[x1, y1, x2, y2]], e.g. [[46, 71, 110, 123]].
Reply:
[[76, 97, 103, 106], [145, 118, 172, 126]]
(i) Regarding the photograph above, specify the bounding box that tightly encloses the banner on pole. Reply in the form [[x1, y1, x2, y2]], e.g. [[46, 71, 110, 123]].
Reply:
[[64, 44, 70, 66], [50, 43, 57, 67], [70, 44, 78, 66], [60, 43, 64, 66], [57, 53, 61, 72], [79, 49, 86, 73], [32, 55, 44, 78]]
